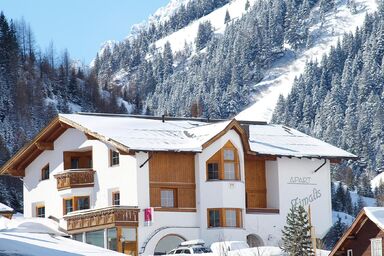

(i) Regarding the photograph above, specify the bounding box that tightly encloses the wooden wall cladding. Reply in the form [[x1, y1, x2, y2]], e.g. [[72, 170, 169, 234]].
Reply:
[[245, 156, 267, 208], [149, 152, 196, 210]]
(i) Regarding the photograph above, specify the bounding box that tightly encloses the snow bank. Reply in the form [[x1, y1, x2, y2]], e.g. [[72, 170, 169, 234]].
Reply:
[[0, 202, 13, 212]]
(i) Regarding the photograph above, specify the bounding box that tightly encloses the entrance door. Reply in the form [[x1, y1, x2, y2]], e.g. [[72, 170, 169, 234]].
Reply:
[[123, 241, 137, 256]]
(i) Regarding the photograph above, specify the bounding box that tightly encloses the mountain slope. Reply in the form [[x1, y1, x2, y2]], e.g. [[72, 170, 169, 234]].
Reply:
[[237, 0, 377, 121]]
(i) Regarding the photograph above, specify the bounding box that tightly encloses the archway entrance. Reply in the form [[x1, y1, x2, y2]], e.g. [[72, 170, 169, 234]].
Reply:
[[154, 234, 185, 255], [247, 234, 264, 247]]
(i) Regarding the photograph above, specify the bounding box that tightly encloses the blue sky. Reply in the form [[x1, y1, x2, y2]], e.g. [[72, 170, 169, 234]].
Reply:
[[1, 0, 169, 64]]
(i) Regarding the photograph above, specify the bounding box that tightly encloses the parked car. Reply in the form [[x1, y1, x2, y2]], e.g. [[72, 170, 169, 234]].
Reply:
[[210, 241, 249, 254], [167, 240, 214, 255]]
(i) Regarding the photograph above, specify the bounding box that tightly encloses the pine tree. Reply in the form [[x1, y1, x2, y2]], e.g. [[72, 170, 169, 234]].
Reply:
[[224, 10, 231, 24], [281, 205, 314, 255], [323, 216, 348, 249]]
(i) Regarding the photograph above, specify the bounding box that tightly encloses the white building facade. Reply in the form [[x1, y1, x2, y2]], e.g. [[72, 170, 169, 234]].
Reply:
[[0, 113, 356, 255]]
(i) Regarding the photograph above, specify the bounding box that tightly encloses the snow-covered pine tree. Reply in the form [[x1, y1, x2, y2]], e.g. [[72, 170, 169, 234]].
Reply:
[[281, 205, 314, 256]]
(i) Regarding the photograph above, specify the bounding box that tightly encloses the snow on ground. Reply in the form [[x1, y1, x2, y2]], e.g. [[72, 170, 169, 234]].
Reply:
[[154, 0, 256, 52], [332, 211, 354, 226], [236, 0, 378, 122], [0, 216, 124, 256]]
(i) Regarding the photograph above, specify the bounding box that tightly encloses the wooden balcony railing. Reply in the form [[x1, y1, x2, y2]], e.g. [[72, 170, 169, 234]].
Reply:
[[64, 206, 139, 232], [54, 169, 95, 190]]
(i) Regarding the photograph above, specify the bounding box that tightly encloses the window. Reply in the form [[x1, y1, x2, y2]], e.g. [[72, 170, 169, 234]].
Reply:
[[160, 189, 176, 208], [86, 230, 104, 248], [225, 209, 237, 227], [63, 196, 90, 215], [371, 238, 383, 256], [206, 141, 240, 181], [72, 233, 83, 242], [207, 208, 242, 228], [107, 228, 117, 251], [36, 205, 45, 218], [71, 158, 79, 169], [207, 163, 219, 180], [112, 191, 120, 206], [347, 249, 353, 256], [223, 149, 236, 179], [208, 209, 221, 227], [75, 196, 90, 211], [110, 150, 120, 166], [64, 198, 73, 215], [41, 164, 49, 180]]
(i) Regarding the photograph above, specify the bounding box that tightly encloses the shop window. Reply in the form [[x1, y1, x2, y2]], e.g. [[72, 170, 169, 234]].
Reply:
[[86, 230, 104, 248], [107, 228, 118, 251]]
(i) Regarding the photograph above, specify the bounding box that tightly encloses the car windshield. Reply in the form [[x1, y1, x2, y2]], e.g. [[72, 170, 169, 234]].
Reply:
[[193, 247, 212, 254]]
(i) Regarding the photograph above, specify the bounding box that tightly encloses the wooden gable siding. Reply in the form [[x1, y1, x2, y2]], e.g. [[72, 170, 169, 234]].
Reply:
[[332, 218, 383, 256], [245, 156, 267, 208], [149, 152, 196, 210]]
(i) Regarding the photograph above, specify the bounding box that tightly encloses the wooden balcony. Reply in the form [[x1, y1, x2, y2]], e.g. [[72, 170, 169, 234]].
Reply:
[[64, 206, 139, 232], [54, 169, 95, 190]]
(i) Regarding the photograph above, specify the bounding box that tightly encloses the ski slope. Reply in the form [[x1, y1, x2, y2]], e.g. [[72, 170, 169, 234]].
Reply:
[[236, 0, 378, 122], [154, 0, 256, 52]]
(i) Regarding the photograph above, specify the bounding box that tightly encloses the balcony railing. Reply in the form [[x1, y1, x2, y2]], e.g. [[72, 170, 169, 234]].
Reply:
[[54, 169, 95, 190], [64, 206, 139, 232]]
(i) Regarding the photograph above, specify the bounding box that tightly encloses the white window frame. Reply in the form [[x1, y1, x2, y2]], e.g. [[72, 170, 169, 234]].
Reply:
[[371, 238, 383, 256], [347, 249, 353, 256], [160, 189, 175, 208]]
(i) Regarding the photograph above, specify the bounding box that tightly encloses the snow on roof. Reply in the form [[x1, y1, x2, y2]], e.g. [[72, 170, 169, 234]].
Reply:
[[364, 207, 384, 230], [0, 216, 124, 255], [59, 114, 355, 159], [60, 113, 223, 152], [0, 202, 13, 212], [248, 124, 356, 158]]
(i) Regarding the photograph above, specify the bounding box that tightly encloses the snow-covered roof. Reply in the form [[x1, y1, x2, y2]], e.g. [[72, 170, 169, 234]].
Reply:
[[248, 124, 356, 159], [0, 202, 13, 212], [60, 113, 220, 152], [0, 216, 124, 255], [364, 207, 384, 230], [59, 113, 356, 159]]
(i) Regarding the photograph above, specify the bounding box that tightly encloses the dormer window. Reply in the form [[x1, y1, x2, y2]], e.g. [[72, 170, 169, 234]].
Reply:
[[206, 141, 240, 181], [110, 150, 120, 166], [41, 164, 49, 180]]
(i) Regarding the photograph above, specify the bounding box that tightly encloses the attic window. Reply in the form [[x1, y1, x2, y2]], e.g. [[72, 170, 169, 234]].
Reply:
[[206, 141, 240, 181], [110, 150, 120, 166]]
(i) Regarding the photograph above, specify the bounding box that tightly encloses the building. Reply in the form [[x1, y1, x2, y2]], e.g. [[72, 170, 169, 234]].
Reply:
[[330, 207, 384, 256], [0, 113, 356, 255], [0, 202, 14, 219]]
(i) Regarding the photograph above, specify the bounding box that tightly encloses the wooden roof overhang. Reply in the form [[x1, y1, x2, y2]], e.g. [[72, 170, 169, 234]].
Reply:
[[0, 116, 133, 177], [329, 209, 381, 256]]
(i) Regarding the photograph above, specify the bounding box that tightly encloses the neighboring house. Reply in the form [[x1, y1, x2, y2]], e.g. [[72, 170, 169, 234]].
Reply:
[[0, 113, 356, 255], [330, 207, 384, 256], [0, 202, 14, 219]]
